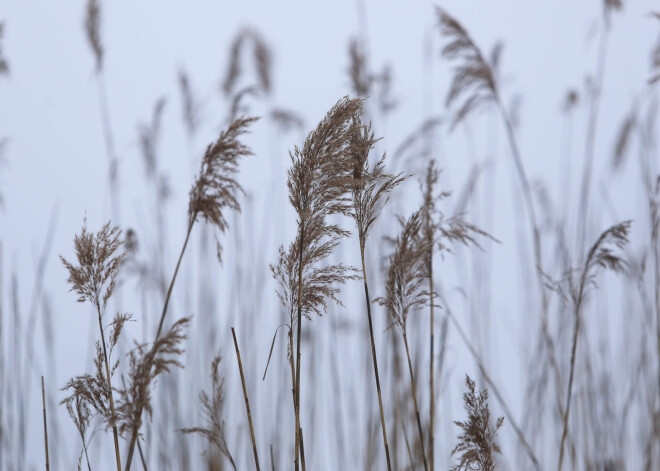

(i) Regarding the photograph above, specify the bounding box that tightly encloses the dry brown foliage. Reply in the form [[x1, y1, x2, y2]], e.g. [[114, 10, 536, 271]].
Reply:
[[451, 375, 504, 471], [188, 116, 258, 262], [181, 355, 236, 471], [83, 0, 103, 72]]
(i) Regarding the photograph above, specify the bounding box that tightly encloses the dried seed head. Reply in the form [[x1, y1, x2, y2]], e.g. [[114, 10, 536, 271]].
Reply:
[[188, 116, 258, 262], [348, 37, 370, 97], [178, 68, 201, 137], [435, 7, 498, 129], [451, 375, 504, 471], [376, 210, 430, 333], [60, 220, 124, 313]]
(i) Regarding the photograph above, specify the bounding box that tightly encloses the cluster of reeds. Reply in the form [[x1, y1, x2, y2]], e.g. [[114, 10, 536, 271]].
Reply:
[[3, 1, 660, 470]]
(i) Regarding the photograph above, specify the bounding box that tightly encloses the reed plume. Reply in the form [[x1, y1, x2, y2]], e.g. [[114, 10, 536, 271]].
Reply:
[[555, 221, 631, 470], [60, 220, 124, 471], [451, 375, 504, 471], [271, 96, 363, 470], [223, 28, 272, 97], [181, 354, 236, 471], [349, 118, 405, 471], [377, 210, 430, 471]]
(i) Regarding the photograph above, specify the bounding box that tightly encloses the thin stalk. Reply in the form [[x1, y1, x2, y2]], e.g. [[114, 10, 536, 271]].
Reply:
[[288, 329, 305, 467], [294, 227, 304, 471], [41, 376, 50, 471], [359, 246, 393, 471], [428, 259, 435, 471], [125, 218, 195, 470], [231, 327, 261, 471], [95, 304, 121, 471], [558, 282, 587, 471], [402, 333, 428, 471], [300, 428, 306, 471]]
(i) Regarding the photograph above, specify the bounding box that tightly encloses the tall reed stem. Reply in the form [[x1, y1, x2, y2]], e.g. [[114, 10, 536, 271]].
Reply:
[[125, 218, 195, 470], [359, 247, 393, 471], [95, 303, 122, 471], [428, 260, 435, 471], [41, 376, 50, 471], [232, 327, 261, 471], [402, 333, 428, 471], [294, 227, 304, 471]]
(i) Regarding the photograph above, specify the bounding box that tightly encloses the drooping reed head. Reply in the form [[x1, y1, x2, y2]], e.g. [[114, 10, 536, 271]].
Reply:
[[83, 0, 103, 72], [348, 118, 406, 247], [435, 6, 497, 128], [272, 97, 364, 324], [223, 28, 272, 97], [115, 316, 191, 438], [377, 210, 429, 333], [60, 220, 124, 313], [288, 96, 363, 226], [451, 375, 504, 471], [188, 116, 258, 262]]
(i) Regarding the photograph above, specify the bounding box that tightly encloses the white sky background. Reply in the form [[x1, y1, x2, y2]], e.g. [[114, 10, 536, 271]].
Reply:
[[1, 0, 659, 470]]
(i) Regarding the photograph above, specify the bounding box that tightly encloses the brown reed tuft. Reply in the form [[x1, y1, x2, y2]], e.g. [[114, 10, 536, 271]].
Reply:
[[435, 6, 497, 129], [115, 316, 190, 438], [451, 375, 504, 471], [188, 116, 258, 263], [181, 355, 236, 471], [83, 0, 103, 72]]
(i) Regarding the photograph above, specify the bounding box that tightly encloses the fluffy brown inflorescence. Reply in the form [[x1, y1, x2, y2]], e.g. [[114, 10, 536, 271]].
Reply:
[[60, 220, 124, 312], [435, 6, 497, 129], [451, 375, 504, 471], [188, 116, 259, 263], [377, 210, 430, 334], [272, 96, 364, 325]]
